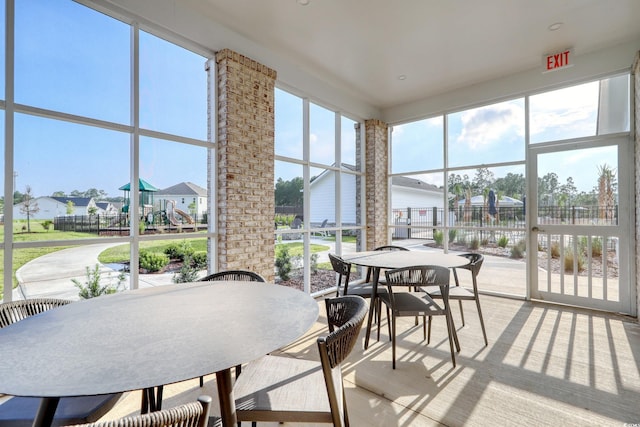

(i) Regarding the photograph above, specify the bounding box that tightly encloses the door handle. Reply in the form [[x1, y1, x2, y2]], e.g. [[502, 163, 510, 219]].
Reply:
[[531, 226, 539, 232]]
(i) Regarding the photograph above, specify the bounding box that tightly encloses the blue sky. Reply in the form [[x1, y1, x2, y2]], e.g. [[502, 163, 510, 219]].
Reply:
[[3, 1, 628, 200], [7, 0, 208, 198]]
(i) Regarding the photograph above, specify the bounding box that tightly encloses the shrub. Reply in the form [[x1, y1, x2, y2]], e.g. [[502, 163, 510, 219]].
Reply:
[[481, 237, 489, 247], [457, 235, 467, 246], [469, 236, 480, 250], [173, 256, 200, 283], [510, 239, 526, 259], [139, 250, 169, 272], [564, 248, 585, 273], [310, 253, 319, 275], [164, 240, 195, 261], [41, 220, 53, 231], [433, 230, 444, 246], [591, 237, 603, 258], [550, 242, 560, 258], [72, 264, 124, 299], [497, 235, 509, 248], [275, 245, 294, 281], [448, 229, 457, 243], [191, 252, 208, 269]]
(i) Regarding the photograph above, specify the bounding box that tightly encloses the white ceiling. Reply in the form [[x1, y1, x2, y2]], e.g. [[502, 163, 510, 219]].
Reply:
[[187, 0, 640, 110]]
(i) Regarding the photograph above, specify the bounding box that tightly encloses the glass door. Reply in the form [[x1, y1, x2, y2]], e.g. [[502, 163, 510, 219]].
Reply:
[[528, 137, 634, 314]]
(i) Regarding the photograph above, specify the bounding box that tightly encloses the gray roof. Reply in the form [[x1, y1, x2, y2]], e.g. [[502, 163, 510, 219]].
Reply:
[[50, 197, 92, 207], [158, 182, 207, 197], [391, 176, 442, 192]]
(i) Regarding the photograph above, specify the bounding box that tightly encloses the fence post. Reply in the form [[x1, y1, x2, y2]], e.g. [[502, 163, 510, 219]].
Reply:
[[407, 208, 412, 239]]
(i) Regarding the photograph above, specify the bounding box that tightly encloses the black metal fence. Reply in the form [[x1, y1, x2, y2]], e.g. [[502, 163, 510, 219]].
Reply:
[[54, 212, 208, 234]]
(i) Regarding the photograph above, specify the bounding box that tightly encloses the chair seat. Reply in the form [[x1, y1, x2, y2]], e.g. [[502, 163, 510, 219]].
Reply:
[[0, 394, 122, 427], [379, 291, 444, 316], [421, 285, 475, 299], [234, 355, 335, 423], [344, 280, 388, 298]]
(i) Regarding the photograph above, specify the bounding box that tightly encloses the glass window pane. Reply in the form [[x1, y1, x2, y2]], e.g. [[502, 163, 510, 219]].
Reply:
[[139, 137, 208, 235], [15, 0, 130, 123], [139, 31, 207, 139], [275, 161, 303, 236], [391, 173, 444, 240], [309, 167, 334, 228], [0, 0, 5, 100], [275, 89, 303, 159], [309, 103, 335, 166], [392, 117, 443, 173], [14, 114, 129, 242], [341, 116, 358, 169], [448, 99, 524, 167], [537, 146, 617, 226], [341, 172, 360, 227], [596, 74, 630, 135], [448, 165, 526, 228], [530, 81, 599, 143]]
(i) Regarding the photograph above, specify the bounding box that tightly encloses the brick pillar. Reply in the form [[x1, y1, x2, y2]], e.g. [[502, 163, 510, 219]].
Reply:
[[633, 51, 640, 319], [364, 119, 389, 250], [216, 49, 276, 281]]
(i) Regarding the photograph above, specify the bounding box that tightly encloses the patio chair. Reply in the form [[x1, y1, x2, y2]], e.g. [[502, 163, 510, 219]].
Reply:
[[198, 270, 266, 387], [381, 266, 460, 368], [67, 395, 217, 427], [422, 253, 488, 346], [329, 253, 390, 340], [233, 295, 368, 426], [0, 298, 123, 427]]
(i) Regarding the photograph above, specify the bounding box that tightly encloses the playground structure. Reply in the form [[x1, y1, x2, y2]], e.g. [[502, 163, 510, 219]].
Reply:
[[164, 199, 195, 225]]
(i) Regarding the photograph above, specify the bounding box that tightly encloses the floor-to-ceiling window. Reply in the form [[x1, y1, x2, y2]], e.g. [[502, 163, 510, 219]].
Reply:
[[274, 87, 363, 295], [2, 0, 212, 301], [389, 73, 633, 314]]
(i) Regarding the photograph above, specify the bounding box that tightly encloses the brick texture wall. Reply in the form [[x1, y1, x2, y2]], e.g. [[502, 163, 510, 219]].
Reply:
[[216, 49, 276, 281], [364, 119, 389, 250]]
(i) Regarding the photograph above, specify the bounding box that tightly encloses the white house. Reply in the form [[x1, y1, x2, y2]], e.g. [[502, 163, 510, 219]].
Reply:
[[154, 182, 207, 218], [309, 168, 444, 226], [13, 197, 98, 220]]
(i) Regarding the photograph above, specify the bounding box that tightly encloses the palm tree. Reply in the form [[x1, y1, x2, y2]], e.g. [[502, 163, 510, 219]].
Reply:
[[597, 164, 616, 223]]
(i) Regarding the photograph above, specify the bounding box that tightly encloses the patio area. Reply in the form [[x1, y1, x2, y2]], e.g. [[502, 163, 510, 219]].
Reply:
[[98, 293, 640, 426]]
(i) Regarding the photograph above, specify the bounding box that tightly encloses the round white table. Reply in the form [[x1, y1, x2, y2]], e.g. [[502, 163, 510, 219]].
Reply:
[[0, 281, 319, 427], [342, 250, 469, 349]]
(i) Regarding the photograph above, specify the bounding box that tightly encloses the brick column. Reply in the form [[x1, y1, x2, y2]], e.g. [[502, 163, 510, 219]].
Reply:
[[364, 119, 389, 250], [216, 49, 276, 281]]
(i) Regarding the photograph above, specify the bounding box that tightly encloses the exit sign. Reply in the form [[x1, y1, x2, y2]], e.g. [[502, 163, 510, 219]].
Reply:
[[543, 49, 573, 72]]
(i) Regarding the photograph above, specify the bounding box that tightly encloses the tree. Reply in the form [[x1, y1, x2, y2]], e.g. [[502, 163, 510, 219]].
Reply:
[[66, 200, 75, 215], [597, 164, 616, 222], [493, 172, 525, 199], [275, 177, 303, 206], [19, 185, 39, 233], [88, 206, 98, 216], [51, 191, 66, 197]]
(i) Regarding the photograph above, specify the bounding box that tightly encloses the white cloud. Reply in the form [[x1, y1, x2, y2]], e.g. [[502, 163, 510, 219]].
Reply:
[[457, 101, 524, 149]]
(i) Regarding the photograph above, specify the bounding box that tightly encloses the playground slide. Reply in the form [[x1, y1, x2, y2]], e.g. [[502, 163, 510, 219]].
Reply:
[[174, 208, 195, 224]]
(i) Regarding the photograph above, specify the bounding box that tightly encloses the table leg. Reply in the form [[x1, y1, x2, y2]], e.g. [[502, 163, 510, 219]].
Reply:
[[216, 368, 236, 427], [32, 397, 59, 427], [363, 267, 380, 350]]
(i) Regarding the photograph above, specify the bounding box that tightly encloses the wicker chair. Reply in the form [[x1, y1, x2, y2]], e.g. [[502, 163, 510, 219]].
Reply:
[[423, 253, 488, 346], [381, 266, 460, 368], [198, 270, 266, 387], [0, 298, 123, 427], [67, 395, 217, 427], [233, 295, 368, 426]]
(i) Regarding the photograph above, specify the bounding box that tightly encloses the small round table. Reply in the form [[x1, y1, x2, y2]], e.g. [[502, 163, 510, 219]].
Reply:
[[0, 281, 319, 427], [342, 250, 469, 349]]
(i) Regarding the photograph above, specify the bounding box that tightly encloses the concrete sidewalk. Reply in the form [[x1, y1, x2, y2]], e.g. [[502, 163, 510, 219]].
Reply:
[[13, 243, 175, 301]]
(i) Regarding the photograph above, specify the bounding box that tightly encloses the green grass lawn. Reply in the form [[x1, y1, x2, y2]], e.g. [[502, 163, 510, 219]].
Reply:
[[0, 218, 333, 296]]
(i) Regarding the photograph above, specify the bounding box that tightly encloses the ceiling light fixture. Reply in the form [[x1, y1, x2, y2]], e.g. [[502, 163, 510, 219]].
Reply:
[[397, 75, 406, 81], [548, 22, 563, 31], [297, 0, 310, 5]]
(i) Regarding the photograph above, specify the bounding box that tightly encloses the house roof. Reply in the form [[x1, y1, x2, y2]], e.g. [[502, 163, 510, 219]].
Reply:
[[157, 182, 207, 197], [50, 197, 93, 207], [391, 176, 442, 193]]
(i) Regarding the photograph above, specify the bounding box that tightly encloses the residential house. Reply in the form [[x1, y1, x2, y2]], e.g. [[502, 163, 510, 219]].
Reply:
[[13, 196, 97, 220]]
